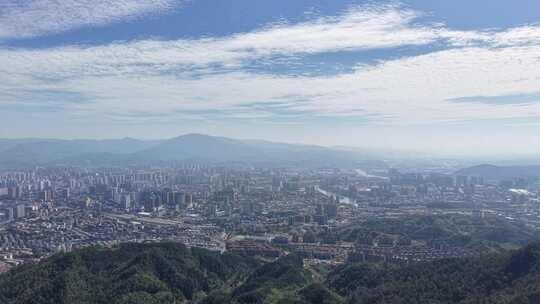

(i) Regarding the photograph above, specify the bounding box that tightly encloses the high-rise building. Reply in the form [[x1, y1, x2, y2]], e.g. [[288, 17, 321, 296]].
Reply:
[[121, 194, 132, 210], [15, 204, 25, 219], [324, 203, 338, 219], [7, 187, 20, 199], [185, 193, 193, 205], [59, 188, 70, 200], [174, 192, 186, 209], [40, 189, 53, 202], [2, 208, 14, 221]]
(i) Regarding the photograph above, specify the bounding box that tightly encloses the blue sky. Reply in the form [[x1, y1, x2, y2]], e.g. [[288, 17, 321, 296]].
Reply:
[[1, 0, 540, 156]]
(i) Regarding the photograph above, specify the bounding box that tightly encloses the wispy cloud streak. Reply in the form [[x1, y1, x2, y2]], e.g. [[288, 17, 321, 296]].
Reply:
[[1, 4, 540, 126], [0, 0, 180, 40]]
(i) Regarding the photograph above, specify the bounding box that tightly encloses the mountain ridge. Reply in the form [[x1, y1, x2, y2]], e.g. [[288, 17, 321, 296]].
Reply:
[[0, 133, 385, 168], [456, 164, 540, 180]]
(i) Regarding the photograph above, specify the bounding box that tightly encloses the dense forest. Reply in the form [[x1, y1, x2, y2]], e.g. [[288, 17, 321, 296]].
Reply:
[[0, 242, 259, 304], [320, 214, 540, 252], [328, 242, 540, 303], [1, 241, 540, 304]]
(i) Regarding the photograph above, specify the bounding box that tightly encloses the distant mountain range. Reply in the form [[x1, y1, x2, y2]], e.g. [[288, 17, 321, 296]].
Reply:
[[456, 164, 540, 180], [0, 134, 385, 168]]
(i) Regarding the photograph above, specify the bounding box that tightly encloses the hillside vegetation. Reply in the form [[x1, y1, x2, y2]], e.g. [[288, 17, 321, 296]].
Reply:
[[323, 214, 540, 251], [2, 241, 540, 303], [328, 243, 540, 304]]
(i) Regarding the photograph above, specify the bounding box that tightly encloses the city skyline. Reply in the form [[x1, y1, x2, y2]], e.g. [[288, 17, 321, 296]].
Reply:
[[1, 0, 540, 156]]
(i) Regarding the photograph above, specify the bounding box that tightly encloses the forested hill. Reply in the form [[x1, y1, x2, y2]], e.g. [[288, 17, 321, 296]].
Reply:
[[0, 242, 260, 304], [328, 242, 540, 304], [1, 242, 540, 304]]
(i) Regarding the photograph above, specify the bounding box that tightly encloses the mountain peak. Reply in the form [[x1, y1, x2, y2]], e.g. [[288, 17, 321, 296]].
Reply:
[[0, 135, 377, 168], [171, 133, 222, 141], [174, 133, 210, 138]]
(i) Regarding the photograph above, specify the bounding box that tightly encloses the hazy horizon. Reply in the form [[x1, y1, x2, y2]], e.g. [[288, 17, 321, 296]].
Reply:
[[1, 0, 540, 157], [2, 132, 540, 160]]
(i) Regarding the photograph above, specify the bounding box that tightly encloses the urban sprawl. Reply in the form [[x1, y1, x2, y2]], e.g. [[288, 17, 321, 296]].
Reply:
[[1, 165, 539, 273]]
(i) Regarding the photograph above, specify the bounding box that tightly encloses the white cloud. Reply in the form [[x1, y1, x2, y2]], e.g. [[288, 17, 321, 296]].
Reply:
[[0, 0, 179, 40], [0, 4, 442, 80], [1, 4, 540, 128], [491, 25, 540, 46], [11, 43, 539, 125], [224, 5, 440, 56]]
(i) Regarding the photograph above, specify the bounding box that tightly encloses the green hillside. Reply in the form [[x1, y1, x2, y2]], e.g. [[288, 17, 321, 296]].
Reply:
[[0, 242, 259, 304], [2, 241, 540, 304], [323, 214, 540, 251], [328, 243, 540, 304]]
